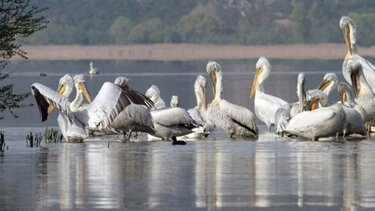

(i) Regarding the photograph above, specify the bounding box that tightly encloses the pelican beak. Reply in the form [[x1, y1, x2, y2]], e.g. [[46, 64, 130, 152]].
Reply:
[[340, 91, 348, 104], [78, 82, 92, 103], [343, 25, 352, 55], [308, 99, 319, 111], [350, 69, 360, 97], [250, 67, 262, 97], [318, 79, 331, 91], [48, 84, 66, 114], [209, 71, 217, 98]]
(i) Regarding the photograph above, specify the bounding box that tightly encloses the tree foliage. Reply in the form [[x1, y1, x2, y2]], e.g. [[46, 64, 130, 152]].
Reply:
[[0, 0, 47, 118]]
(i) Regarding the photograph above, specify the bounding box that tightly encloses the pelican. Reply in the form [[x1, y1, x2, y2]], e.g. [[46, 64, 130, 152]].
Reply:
[[32, 76, 151, 142], [284, 90, 346, 140], [337, 82, 366, 136], [250, 57, 288, 131], [145, 85, 166, 109], [89, 61, 98, 75], [275, 72, 306, 135], [150, 107, 198, 145], [170, 95, 179, 108], [206, 61, 258, 138], [183, 75, 214, 139], [340, 16, 375, 93], [346, 58, 375, 129]]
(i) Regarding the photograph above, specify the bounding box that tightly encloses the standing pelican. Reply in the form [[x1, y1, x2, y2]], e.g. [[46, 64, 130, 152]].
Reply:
[[337, 82, 366, 136], [89, 61, 98, 75], [250, 57, 288, 131], [284, 90, 346, 140], [340, 16, 375, 93], [206, 61, 258, 138], [183, 75, 214, 139], [146, 85, 166, 109]]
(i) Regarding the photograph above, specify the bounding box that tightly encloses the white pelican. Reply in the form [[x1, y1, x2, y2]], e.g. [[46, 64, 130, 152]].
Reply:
[[32, 76, 152, 142], [284, 90, 346, 140], [250, 57, 288, 131], [275, 72, 306, 135], [206, 61, 258, 138], [183, 75, 214, 139], [170, 95, 179, 108], [346, 58, 375, 128], [337, 82, 366, 136], [145, 85, 166, 109], [340, 16, 375, 93], [89, 61, 98, 75]]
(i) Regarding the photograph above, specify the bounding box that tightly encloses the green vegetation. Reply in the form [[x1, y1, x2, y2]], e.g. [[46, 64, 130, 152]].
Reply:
[[26, 132, 43, 148], [44, 128, 63, 143], [27, 0, 375, 46], [0, 0, 47, 118]]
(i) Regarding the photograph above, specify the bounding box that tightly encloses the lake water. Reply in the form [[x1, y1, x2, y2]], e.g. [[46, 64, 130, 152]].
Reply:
[[1, 59, 375, 210]]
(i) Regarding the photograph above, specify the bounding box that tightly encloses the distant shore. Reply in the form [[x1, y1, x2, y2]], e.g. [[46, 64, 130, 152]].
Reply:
[[18, 44, 375, 61]]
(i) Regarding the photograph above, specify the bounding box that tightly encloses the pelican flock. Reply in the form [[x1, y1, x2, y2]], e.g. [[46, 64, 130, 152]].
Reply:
[[31, 16, 373, 143]]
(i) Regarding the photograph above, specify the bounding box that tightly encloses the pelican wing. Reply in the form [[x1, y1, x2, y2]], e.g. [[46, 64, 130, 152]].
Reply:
[[120, 86, 155, 108], [78, 82, 130, 130], [31, 83, 70, 121], [255, 92, 288, 127], [151, 107, 197, 128], [220, 99, 258, 135]]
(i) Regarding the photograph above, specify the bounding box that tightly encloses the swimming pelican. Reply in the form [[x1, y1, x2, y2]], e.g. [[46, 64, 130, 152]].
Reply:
[[89, 61, 98, 75], [183, 75, 214, 139], [340, 16, 375, 92], [250, 57, 288, 131], [145, 85, 166, 109], [206, 61, 258, 138], [32, 76, 150, 141], [170, 95, 179, 108], [346, 58, 375, 129], [337, 82, 366, 136], [284, 90, 346, 140]]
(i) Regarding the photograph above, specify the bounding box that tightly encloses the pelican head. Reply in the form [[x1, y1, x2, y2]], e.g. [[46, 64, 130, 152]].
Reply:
[[337, 82, 353, 104], [146, 85, 161, 100], [170, 95, 179, 108], [114, 76, 129, 88], [340, 16, 357, 56], [206, 61, 221, 98], [306, 89, 328, 110], [346, 59, 362, 97], [318, 73, 338, 96], [48, 74, 74, 114], [250, 57, 271, 97], [194, 75, 207, 109], [74, 74, 92, 103]]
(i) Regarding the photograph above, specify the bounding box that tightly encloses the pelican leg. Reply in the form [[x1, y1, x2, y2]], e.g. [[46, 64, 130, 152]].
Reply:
[[172, 137, 186, 145]]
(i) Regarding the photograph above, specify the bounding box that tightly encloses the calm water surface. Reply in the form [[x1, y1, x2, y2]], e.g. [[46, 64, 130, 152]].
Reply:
[[1, 59, 375, 210]]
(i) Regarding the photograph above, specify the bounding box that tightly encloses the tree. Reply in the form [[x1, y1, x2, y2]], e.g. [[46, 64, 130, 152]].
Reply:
[[0, 0, 47, 118], [128, 18, 166, 44], [110, 16, 133, 44]]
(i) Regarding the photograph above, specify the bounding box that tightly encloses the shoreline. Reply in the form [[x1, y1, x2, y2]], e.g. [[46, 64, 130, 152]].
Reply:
[[18, 43, 375, 61]]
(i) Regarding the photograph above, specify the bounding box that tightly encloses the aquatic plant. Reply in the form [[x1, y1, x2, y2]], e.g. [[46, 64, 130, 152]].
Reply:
[[0, 131, 7, 152], [26, 132, 43, 148], [44, 128, 63, 143]]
